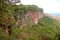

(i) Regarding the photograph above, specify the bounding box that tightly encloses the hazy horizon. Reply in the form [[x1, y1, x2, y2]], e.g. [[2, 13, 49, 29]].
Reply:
[[21, 0, 60, 16]]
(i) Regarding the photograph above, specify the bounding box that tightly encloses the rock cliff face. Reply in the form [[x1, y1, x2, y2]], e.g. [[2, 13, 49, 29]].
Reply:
[[27, 11, 44, 24], [17, 11, 44, 28], [13, 5, 44, 28]]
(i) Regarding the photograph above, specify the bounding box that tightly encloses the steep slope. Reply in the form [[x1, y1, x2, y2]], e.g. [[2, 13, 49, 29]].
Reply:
[[14, 5, 44, 28], [7, 16, 60, 40], [0, 0, 60, 40], [1, 15, 59, 40], [17, 16, 60, 40]]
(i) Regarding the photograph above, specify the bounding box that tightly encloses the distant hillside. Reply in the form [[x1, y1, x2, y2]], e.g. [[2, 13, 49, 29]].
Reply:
[[45, 13, 60, 21], [52, 13, 60, 16]]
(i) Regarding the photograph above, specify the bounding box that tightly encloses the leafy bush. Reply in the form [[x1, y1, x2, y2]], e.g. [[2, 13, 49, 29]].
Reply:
[[0, 28, 9, 40]]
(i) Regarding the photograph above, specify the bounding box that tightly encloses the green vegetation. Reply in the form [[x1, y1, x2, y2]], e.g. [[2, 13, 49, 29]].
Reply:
[[17, 16, 60, 40], [0, 0, 60, 40], [14, 5, 43, 21], [1, 15, 60, 40]]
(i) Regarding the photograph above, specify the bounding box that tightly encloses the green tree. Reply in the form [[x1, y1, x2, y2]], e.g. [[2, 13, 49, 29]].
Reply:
[[0, 0, 15, 35]]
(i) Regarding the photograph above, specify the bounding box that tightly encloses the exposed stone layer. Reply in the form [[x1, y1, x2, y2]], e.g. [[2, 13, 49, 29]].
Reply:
[[17, 11, 44, 28]]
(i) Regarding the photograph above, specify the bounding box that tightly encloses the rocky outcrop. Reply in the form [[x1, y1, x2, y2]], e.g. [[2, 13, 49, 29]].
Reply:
[[27, 11, 44, 24], [17, 11, 44, 28]]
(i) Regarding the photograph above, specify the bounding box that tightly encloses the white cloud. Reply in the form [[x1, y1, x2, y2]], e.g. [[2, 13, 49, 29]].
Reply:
[[21, 0, 60, 13]]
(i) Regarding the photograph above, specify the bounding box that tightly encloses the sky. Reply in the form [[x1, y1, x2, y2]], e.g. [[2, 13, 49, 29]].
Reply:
[[21, 0, 60, 15]]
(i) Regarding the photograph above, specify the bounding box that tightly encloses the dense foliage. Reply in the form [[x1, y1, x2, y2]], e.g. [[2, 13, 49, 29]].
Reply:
[[14, 5, 43, 21], [0, 0, 60, 40]]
